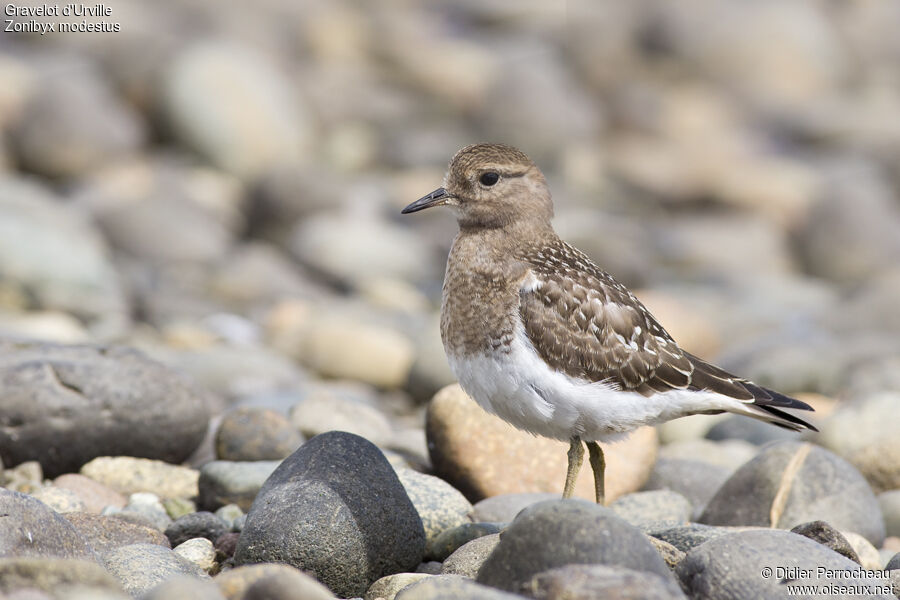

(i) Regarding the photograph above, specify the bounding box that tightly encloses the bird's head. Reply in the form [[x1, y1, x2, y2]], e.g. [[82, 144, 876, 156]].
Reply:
[[402, 143, 553, 230]]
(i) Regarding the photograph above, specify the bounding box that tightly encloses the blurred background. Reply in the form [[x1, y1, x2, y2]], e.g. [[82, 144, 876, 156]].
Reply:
[[1, 1, 900, 458]]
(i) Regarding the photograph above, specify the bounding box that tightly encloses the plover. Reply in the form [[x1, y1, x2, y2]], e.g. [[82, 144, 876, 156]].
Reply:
[[402, 143, 816, 504]]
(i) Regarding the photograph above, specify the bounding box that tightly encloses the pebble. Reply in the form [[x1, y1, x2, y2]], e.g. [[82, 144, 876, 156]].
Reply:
[[657, 439, 757, 471], [440, 534, 501, 578], [234, 432, 425, 598], [106, 493, 173, 532], [366, 573, 433, 600], [790, 520, 861, 564], [215, 407, 303, 461], [395, 575, 522, 600], [705, 415, 801, 445], [879, 490, 900, 538], [395, 467, 473, 559], [641, 458, 730, 519], [64, 512, 170, 553], [0, 342, 210, 478], [675, 530, 894, 600], [9, 67, 145, 179], [523, 564, 687, 600], [648, 523, 735, 553], [0, 557, 125, 598], [52, 474, 127, 513], [165, 511, 230, 547], [28, 486, 85, 514], [476, 500, 673, 592], [699, 441, 886, 546], [427, 523, 503, 563], [214, 564, 335, 600], [0, 489, 96, 561], [426, 384, 657, 502], [842, 531, 884, 570], [102, 543, 207, 597], [289, 393, 395, 447], [471, 493, 559, 523], [161, 41, 310, 178], [197, 460, 281, 511], [816, 392, 900, 493], [144, 576, 227, 600], [214, 504, 246, 530], [173, 537, 218, 574], [609, 490, 693, 530], [81, 456, 200, 499]]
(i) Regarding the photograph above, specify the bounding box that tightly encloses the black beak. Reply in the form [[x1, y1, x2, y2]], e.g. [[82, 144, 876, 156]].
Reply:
[[401, 188, 452, 214]]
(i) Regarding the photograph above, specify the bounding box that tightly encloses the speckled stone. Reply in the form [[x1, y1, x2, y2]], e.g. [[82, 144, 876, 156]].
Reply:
[[0, 489, 96, 561]]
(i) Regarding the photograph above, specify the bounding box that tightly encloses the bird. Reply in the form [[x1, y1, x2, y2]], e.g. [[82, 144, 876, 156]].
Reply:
[[401, 143, 816, 505]]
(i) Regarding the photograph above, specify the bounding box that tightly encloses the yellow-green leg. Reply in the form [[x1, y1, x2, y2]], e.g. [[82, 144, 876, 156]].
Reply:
[[563, 436, 584, 499], [586, 441, 606, 505]]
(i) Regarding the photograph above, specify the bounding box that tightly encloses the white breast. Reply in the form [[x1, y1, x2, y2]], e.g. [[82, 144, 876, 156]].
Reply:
[[447, 321, 742, 442]]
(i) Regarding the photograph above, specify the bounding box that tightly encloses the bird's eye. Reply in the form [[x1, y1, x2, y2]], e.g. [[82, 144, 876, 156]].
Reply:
[[479, 172, 500, 186]]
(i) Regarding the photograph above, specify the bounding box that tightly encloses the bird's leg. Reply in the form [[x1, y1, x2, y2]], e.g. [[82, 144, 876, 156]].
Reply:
[[563, 436, 584, 499], [586, 441, 606, 505]]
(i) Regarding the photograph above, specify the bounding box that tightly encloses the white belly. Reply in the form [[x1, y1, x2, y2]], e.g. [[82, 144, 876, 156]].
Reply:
[[447, 324, 735, 442]]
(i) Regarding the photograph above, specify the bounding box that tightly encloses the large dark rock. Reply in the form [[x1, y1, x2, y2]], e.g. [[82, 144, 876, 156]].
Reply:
[[0, 489, 96, 560], [234, 431, 425, 598], [699, 441, 885, 545], [0, 342, 211, 477], [476, 499, 672, 593], [676, 530, 894, 599]]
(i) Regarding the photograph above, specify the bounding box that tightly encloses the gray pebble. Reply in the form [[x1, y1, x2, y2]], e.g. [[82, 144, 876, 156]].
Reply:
[[197, 460, 281, 511], [395, 575, 522, 600], [471, 493, 558, 523], [0, 489, 96, 561], [523, 564, 687, 600], [428, 523, 503, 562], [395, 468, 473, 559], [234, 431, 425, 598], [476, 499, 674, 592], [441, 534, 500, 578], [102, 543, 206, 597], [165, 511, 229, 547], [215, 407, 303, 461]]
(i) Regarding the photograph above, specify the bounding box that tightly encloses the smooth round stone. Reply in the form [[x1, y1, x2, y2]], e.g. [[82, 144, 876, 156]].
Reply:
[[82, 457, 200, 500], [394, 468, 473, 559], [165, 512, 229, 547], [524, 564, 687, 600], [0, 342, 210, 478], [472, 493, 559, 523], [842, 531, 883, 570], [427, 384, 657, 502], [395, 575, 525, 599], [234, 432, 425, 598], [163, 497, 197, 520], [0, 557, 124, 597], [879, 490, 900, 538], [441, 534, 500, 578], [161, 41, 311, 178], [289, 394, 394, 447], [287, 312, 415, 390], [102, 543, 206, 597], [214, 564, 335, 600], [144, 576, 227, 600], [816, 392, 900, 494], [28, 487, 85, 514], [52, 474, 127, 514], [365, 573, 432, 600], [641, 458, 731, 519], [173, 537, 217, 574], [476, 500, 673, 593], [64, 513, 170, 553], [675, 530, 895, 600], [106, 493, 173, 531], [197, 460, 281, 511], [647, 524, 736, 553], [658, 439, 757, 471], [428, 523, 503, 563], [609, 490, 692, 530], [214, 504, 245, 530], [698, 441, 886, 545], [790, 520, 860, 564], [215, 407, 303, 461], [0, 489, 96, 560]]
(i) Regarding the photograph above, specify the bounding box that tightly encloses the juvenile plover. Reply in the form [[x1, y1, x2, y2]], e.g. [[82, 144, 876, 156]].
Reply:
[[402, 143, 816, 504]]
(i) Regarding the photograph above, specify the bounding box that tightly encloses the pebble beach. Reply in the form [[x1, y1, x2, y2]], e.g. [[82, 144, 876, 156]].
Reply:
[[1, 1, 900, 599]]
